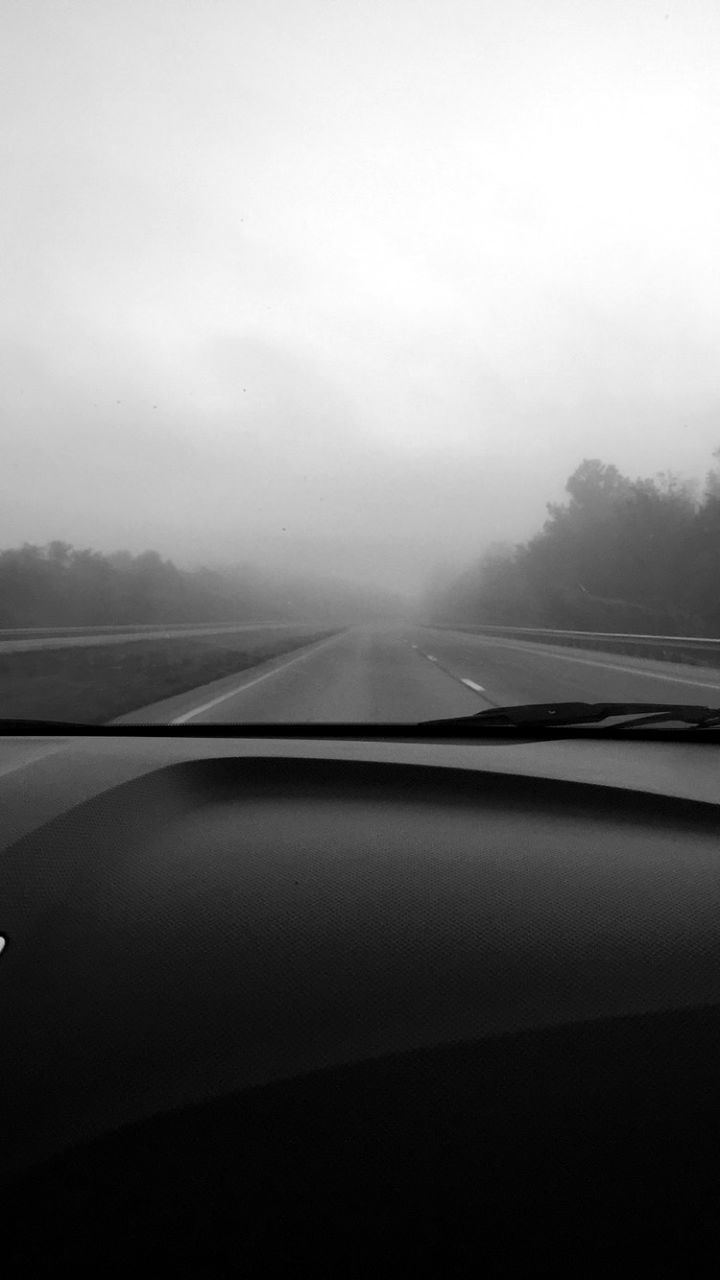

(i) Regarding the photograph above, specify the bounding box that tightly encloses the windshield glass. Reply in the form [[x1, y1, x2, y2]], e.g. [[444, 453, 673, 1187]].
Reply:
[[4, 0, 720, 726]]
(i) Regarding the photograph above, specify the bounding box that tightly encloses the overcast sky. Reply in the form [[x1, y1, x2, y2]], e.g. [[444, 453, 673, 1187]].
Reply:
[[3, 0, 720, 594]]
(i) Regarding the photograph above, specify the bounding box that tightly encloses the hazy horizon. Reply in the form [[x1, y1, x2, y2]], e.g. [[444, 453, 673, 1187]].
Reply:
[[4, 0, 720, 600]]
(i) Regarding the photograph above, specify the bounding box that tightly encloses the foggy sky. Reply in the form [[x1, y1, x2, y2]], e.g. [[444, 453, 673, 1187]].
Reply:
[[4, 0, 720, 595]]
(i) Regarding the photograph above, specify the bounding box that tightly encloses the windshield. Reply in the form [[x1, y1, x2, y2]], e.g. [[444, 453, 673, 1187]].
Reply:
[[4, 1, 720, 726]]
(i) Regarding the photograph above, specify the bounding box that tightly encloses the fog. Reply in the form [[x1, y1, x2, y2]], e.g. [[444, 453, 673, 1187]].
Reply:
[[3, 0, 720, 605]]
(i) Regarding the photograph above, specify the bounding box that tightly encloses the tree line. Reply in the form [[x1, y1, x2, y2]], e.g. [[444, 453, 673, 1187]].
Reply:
[[0, 542, 285, 627], [0, 541, 405, 627], [427, 452, 720, 636]]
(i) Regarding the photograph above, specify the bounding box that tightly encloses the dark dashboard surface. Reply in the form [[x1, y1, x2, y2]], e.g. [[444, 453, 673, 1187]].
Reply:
[[2, 733, 720, 1270]]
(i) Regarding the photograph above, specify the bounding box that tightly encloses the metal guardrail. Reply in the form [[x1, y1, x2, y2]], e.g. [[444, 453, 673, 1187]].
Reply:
[[428, 623, 720, 669], [0, 621, 319, 638], [0, 622, 335, 655]]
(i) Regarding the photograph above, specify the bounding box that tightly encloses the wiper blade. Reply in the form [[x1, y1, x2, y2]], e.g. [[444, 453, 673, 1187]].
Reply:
[[420, 702, 720, 730], [0, 719, 93, 733], [2, 706, 720, 739]]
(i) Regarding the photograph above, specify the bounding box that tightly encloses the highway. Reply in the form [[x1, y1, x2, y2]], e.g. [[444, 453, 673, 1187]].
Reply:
[[115, 623, 720, 724]]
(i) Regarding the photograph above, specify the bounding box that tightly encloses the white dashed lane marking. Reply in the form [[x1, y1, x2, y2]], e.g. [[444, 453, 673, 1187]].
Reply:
[[412, 645, 494, 701]]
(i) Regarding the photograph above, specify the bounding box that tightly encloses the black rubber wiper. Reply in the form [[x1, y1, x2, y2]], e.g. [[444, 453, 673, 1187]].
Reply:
[[1, 707, 720, 740], [420, 702, 720, 730], [0, 719, 92, 733]]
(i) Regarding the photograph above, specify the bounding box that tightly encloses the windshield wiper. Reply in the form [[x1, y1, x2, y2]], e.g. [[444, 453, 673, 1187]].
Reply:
[[420, 702, 720, 731], [0, 719, 93, 733], [1, 705, 720, 739]]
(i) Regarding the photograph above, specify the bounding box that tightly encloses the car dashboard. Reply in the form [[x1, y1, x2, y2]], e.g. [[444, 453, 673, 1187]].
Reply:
[[2, 730, 720, 1271]]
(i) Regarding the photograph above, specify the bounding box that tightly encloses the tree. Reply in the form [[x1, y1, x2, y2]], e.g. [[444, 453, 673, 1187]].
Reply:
[[429, 452, 710, 635]]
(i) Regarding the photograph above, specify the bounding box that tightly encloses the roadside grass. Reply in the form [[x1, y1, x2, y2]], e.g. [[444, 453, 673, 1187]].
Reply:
[[0, 629, 337, 723]]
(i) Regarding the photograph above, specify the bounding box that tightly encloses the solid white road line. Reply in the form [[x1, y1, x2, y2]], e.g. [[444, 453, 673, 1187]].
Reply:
[[461, 678, 485, 692], [171, 632, 344, 724], [464, 635, 720, 691]]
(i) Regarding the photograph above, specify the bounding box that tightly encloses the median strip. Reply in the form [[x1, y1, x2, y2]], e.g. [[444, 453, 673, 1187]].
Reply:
[[1, 627, 339, 724]]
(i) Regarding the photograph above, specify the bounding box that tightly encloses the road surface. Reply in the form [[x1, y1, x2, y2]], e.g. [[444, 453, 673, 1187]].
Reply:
[[115, 623, 720, 724]]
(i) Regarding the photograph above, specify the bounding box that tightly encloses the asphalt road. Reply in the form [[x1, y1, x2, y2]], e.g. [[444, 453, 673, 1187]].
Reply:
[[116, 623, 720, 724]]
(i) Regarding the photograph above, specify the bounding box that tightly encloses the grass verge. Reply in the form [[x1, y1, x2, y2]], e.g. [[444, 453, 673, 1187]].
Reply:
[[0, 629, 337, 724]]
